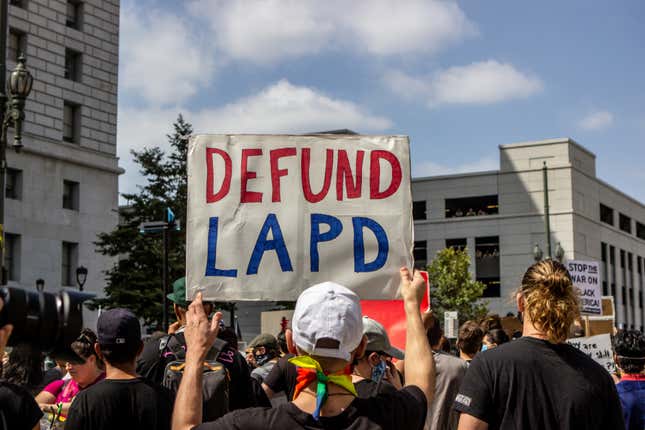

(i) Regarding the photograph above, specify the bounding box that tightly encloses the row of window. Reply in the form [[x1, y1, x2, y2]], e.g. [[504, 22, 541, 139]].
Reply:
[[10, 0, 82, 29], [9, 32, 83, 82], [599, 203, 645, 241], [5, 168, 79, 210], [413, 236, 501, 298], [601, 242, 645, 331], [412, 195, 500, 221], [4, 234, 79, 286]]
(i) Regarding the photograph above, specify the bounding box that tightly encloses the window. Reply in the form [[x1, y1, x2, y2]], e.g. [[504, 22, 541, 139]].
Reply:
[[9, 0, 26, 8], [66, 0, 82, 29], [599, 203, 614, 226], [4, 233, 20, 282], [63, 102, 80, 143], [637, 222, 645, 241], [413, 241, 427, 269], [61, 242, 78, 286], [475, 236, 500, 297], [5, 168, 22, 200], [601, 242, 608, 295], [446, 238, 467, 251], [412, 201, 426, 220], [8, 29, 26, 63], [619, 213, 632, 234], [610, 245, 616, 296], [445, 195, 498, 218], [62, 180, 79, 210], [64, 49, 82, 82]]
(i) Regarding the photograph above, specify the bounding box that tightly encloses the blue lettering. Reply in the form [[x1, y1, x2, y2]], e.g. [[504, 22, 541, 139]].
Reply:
[[205, 217, 238, 277], [247, 213, 293, 275], [352, 217, 389, 272], [310, 213, 343, 272]]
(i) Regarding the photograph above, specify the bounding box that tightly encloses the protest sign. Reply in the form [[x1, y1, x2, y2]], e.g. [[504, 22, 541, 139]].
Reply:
[[360, 271, 430, 351], [186, 134, 413, 301], [566, 333, 616, 373], [444, 311, 459, 339], [567, 260, 601, 315]]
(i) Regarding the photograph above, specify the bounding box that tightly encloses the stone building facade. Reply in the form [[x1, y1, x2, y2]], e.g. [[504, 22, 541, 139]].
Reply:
[[412, 138, 645, 330], [5, 0, 121, 329]]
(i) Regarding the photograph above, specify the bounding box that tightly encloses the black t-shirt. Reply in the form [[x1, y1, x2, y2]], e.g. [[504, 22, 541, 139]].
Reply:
[[137, 332, 256, 410], [0, 381, 42, 430], [194, 385, 427, 430], [263, 354, 297, 400], [453, 336, 625, 430], [354, 379, 398, 398], [65, 377, 173, 430]]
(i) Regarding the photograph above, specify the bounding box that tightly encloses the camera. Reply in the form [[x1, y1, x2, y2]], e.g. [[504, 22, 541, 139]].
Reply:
[[0, 286, 94, 361]]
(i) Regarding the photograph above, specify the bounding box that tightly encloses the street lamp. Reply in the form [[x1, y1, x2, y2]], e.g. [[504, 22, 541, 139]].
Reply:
[[0, 0, 35, 286], [76, 266, 88, 291], [35, 278, 44, 292], [554, 242, 565, 262], [533, 243, 544, 262]]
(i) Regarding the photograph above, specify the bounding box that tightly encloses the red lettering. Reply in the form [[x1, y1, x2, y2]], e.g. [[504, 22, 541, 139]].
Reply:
[[270, 148, 297, 202], [206, 148, 232, 203], [370, 150, 402, 199], [336, 150, 364, 200], [301, 148, 333, 203], [241, 148, 263, 203]]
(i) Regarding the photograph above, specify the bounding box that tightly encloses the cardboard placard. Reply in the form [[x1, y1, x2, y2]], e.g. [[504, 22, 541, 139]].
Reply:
[[567, 260, 602, 315], [566, 333, 616, 373], [186, 134, 413, 301]]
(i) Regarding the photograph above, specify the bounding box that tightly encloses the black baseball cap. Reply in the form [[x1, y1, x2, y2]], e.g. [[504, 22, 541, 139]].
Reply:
[[97, 308, 141, 346]]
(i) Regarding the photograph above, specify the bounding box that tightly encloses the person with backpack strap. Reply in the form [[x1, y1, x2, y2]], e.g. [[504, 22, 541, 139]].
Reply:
[[137, 277, 268, 414]]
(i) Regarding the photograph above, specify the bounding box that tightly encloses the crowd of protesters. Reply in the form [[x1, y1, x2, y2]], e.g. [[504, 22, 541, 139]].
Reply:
[[0, 259, 643, 429]]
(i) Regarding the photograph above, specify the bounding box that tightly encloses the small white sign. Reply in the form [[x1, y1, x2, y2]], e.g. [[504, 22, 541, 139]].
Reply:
[[567, 260, 602, 315], [444, 311, 459, 339], [566, 333, 615, 373]]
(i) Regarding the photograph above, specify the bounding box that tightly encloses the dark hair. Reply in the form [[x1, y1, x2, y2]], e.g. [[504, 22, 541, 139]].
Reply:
[[613, 329, 645, 375], [71, 329, 104, 369], [218, 327, 239, 351], [426, 315, 442, 348], [457, 321, 484, 355], [277, 330, 288, 354], [2, 343, 43, 395], [485, 329, 510, 346], [480, 314, 503, 333], [99, 340, 142, 366]]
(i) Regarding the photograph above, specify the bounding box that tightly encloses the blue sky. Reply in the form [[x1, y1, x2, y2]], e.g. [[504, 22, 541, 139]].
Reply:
[[117, 0, 645, 203]]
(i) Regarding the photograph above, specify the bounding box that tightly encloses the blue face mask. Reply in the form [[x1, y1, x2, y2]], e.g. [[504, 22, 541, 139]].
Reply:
[[481, 344, 488, 352], [371, 360, 387, 382]]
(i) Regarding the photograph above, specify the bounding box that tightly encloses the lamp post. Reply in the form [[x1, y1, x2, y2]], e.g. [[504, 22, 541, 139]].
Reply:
[[76, 266, 88, 291], [0, 1, 34, 285], [139, 208, 179, 331], [533, 243, 544, 262], [554, 242, 565, 262], [35, 278, 44, 292], [542, 162, 552, 259]]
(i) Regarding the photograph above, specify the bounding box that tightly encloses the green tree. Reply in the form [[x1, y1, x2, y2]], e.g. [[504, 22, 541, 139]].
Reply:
[[89, 115, 193, 328], [427, 247, 488, 325]]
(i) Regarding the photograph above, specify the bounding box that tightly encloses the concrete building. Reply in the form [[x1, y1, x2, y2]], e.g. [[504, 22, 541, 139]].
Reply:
[[4, 0, 121, 329], [412, 138, 645, 330]]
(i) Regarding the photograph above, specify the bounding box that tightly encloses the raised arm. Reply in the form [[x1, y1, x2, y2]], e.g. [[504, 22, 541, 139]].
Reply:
[[171, 293, 222, 430], [400, 267, 435, 405]]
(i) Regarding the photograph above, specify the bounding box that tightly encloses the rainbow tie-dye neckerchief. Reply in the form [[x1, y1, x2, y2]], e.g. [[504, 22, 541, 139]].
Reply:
[[288, 356, 357, 420]]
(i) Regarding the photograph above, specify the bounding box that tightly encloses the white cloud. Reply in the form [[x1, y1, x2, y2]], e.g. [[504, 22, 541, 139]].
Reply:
[[412, 156, 498, 178], [384, 61, 543, 107], [120, 6, 215, 105], [577, 110, 614, 131], [118, 80, 392, 197], [188, 0, 475, 63]]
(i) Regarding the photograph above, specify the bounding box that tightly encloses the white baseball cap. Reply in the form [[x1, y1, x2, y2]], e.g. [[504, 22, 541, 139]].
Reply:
[[292, 282, 363, 362]]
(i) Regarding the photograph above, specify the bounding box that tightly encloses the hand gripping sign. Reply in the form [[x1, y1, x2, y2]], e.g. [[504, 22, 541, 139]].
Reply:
[[186, 134, 414, 301]]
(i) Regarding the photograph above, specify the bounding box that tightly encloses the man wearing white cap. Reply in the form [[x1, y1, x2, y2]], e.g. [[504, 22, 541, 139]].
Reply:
[[172, 267, 434, 429]]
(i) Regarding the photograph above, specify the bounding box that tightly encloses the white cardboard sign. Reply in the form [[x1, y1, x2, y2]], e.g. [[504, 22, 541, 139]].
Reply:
[[186, 134, 413, 301], [566, 333, 615, 373], [567, 260, 602, 315]]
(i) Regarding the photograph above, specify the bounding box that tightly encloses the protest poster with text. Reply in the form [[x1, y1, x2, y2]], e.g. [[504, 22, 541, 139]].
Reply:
[[566, 333, 616, 373], [567, 260, 602, 315], [186, 134, 413, 301]]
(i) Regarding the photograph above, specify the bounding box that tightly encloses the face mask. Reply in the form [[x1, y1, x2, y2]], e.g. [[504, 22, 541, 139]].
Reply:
[[255, 354, 269, 366], [371, 360, 387, 382], [481, 344, 488, 352]]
